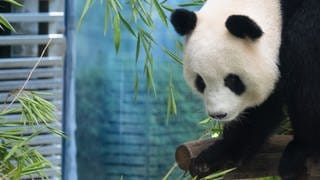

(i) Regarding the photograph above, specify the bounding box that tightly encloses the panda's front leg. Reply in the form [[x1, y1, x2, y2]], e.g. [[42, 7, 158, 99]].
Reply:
[[189, 93, 284, 178], [189, 119, 272, 178], [278, 139, 308, 180], [189, 138, 235, 178]]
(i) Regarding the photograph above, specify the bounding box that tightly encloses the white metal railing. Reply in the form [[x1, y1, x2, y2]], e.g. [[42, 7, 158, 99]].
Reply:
[[0, 34, 64, 45], [0, 56, 63, 68], [0, 0, 65, 179], [0, 12, 64, 22]]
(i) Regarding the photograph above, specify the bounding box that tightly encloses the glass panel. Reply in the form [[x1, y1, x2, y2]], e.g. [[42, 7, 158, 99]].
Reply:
[[74, 1, 205, 179]]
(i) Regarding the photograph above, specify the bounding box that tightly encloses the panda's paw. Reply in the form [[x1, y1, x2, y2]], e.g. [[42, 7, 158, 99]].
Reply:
[[279, 168, 308, 180], [278, 140, 308, 180], [189, 154, 213, 179], [280, 173, 308, 180], [278, 161, 307, 180], [189, 145, 233, 179]]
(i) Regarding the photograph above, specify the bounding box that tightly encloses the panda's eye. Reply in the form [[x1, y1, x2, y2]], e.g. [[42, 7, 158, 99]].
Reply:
[[195, 74, 206, 93], [224, 74, 246, 95]]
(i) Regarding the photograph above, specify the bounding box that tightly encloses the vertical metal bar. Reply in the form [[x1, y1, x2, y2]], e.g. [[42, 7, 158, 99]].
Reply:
[[0, 1, 11, 58], [49, 0, 65, 57], [63, 0, 78, 179]]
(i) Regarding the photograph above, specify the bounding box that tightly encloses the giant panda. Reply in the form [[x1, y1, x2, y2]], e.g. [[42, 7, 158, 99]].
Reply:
[[170, 0, 320, 179]]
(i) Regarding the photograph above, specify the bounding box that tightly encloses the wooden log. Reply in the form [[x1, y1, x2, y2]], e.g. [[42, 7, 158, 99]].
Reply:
[[175, 135, 320, 179]]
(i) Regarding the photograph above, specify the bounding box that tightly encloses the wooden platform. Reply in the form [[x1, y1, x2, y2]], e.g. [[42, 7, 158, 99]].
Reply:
[[176, 135, 320, 179]]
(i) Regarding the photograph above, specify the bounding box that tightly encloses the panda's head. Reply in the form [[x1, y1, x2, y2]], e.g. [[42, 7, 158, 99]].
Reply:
[[171, 1, 282, 122]]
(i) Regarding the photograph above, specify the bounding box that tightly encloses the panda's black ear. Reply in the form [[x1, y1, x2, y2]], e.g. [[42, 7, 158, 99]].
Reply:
[[170, 9, 197, 36], [225, 15, 263, 39]]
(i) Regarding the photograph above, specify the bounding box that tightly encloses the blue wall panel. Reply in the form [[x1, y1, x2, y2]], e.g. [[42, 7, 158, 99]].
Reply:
[[74, 1, 205, 179]]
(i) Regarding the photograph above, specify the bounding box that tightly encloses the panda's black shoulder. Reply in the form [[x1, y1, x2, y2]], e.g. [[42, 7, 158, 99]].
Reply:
[[279, 0, 320, 97]]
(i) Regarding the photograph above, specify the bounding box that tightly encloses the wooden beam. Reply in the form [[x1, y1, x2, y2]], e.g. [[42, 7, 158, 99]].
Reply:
[[175, 135, 320, 179]]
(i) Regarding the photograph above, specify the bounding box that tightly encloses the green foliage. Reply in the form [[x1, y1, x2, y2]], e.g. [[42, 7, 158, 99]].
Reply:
[[3, 0, 22, 7], [166, 77, 177, 122], [260, 177, 281, 180], [179, 0, 206, 7], [0, 2, 63, 177], [0, 16, 15, 32], [17, 91, 65, 137], [202, 168, 237, 180], [78, 0, 188, 119], [198, 118, 223, 139], [0, 91, 63, 179]]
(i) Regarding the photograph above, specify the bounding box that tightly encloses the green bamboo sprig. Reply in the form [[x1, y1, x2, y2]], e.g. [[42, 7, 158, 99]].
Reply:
[[178, 0, 205, 7], [15, 91, 66, 137], [79, 0, 173, 97], [77, 0, 198, 119], [166, 76, 177, 122], [0, 91, 63, 178], [0, 4, 64, 176]]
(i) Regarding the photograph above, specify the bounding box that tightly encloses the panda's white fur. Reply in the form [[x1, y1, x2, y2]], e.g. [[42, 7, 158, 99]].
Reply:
[[183, 0, 282, 121]]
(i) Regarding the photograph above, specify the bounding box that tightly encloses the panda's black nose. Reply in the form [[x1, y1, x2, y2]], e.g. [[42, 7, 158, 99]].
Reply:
[[209, 113, 227, 119]]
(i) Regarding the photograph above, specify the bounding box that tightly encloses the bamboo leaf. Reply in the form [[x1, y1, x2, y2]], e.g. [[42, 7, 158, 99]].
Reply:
[[166, 77, 177, 122], [179, 0, 205, 7], [136, 8, 153, 27], [113, 14, 121, 53], [199, 118, 211, 125], [0, 108, 20, 116], [104, 2, 110, 34], [136, 0, 154, 27], [135, 33, 141, 62], [4, 130, 41, 162], [109, 0, 118, 12], [138, 28, 156, 44], [4, 0, 23, 6], [118, 13, 136, 37], [144, 64, 156, 96], [30, 91, 54, 96], [77, 0, 93, 30], [134, 71, 139, 100], [170, 86, 177, 115], [114, 0, 123, 9], [162, 47, 183, 65], [152, 0, 168, 27], [161, 4, 174, 12], [0, 16, 15, 32], [21, 161, 50, 175], [46, 125, 67, 138], [176, 40, 184, 51], [0, 133, 24, 141], [203, 168, 236, 179]]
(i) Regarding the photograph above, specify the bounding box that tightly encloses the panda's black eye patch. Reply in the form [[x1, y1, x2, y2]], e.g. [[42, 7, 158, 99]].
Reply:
[[195, 74, 206, 93], [225, 15, 263, 39], [224, 74, 246, 95]]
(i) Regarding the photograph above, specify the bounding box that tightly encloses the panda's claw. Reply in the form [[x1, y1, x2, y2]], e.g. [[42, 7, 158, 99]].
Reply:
[[199, 164, 210, 172], [189, 156, 214, 179]]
